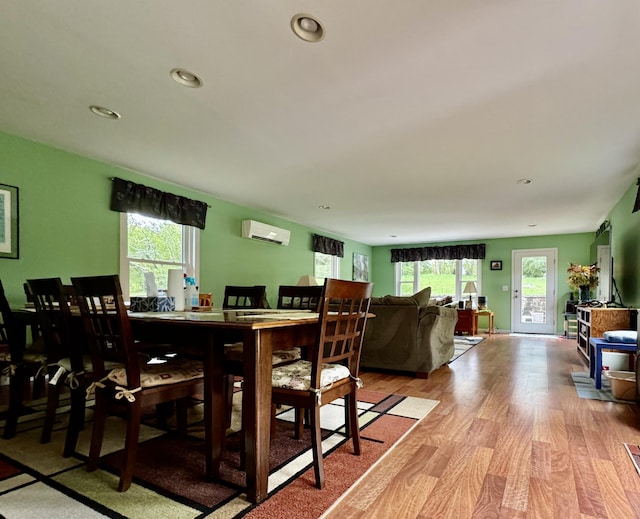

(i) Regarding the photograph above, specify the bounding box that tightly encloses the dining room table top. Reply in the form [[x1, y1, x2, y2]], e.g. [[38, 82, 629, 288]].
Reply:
[[127, 308, 320, 329]]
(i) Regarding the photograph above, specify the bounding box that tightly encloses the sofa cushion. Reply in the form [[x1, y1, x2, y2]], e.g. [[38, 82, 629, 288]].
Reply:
[[383, 295, 418, 306], [412, 287, 432, 307]]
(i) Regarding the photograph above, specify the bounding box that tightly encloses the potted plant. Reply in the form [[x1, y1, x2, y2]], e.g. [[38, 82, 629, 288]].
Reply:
[[567, 263, 600, 302]]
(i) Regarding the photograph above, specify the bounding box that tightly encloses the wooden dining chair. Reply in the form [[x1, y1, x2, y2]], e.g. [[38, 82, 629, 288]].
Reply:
[[277, 285, 323, 311], [222, 285, 268, 309], [70, 274, 205, 492], [26, 278, 94, 456], [270, 278, 373, 489], [0, 278, 47, 439]]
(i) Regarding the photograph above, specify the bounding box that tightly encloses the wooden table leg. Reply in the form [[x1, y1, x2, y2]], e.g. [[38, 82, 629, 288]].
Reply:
[[242, 328, 272, 504], [205, 336, 225, 479]]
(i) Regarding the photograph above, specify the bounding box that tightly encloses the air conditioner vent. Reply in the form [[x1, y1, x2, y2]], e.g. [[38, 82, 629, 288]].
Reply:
[[241, 220, 291, 246]]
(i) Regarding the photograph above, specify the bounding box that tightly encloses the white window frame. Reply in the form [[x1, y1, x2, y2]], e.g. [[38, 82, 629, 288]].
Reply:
[[314, 252, 340, 282], [394, 259, 482, 300], [119, 213, 200, 301]]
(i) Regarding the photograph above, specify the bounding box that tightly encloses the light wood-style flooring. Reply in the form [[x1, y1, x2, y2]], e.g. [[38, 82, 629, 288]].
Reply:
[[324, 334, 640, 519]]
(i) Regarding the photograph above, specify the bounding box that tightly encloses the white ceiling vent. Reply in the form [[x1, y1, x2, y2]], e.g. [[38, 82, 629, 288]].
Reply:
[[241, 220, 291, 246]]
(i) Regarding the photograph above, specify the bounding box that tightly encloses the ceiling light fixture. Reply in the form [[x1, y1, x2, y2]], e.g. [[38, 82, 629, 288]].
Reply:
[[291, 14, 325, 42], [517, 178, 533, 185], [89, 105, 121, 120], [319, 205, 331, 210], [170, 68, 203, 88]]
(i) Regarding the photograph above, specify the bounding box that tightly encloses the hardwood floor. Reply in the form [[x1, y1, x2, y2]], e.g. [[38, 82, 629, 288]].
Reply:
[[325, 334, 640, 519]]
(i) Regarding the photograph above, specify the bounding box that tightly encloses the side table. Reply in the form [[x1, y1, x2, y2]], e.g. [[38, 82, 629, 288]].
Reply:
[[475, 310, 495, 335], [455, 309, 477, 335], [588, 337, 637, 389]]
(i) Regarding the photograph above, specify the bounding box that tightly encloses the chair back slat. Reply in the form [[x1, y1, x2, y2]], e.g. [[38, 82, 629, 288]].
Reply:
[[71, 275, 141, 387], [277, 285, 323, 311], [223, 285, 268, 309], [311, 279, 372, 388]]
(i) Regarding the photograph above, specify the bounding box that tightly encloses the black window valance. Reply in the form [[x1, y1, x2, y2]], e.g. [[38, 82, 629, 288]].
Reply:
[[312, 234, 344, 257], [391, 244, 486, 262], [110, 177, 208, 229]]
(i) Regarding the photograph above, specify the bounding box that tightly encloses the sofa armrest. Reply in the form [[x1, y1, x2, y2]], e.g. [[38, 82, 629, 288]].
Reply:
[[415, 305, 458, 375]]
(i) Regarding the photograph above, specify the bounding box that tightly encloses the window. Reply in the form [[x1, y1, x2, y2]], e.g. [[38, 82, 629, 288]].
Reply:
[[119, 213, 199, 300], [314, 252, 340, 283], [395, 258, 481, 301]]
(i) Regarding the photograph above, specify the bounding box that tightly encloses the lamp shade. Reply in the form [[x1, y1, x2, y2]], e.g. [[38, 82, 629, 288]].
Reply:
[[463, 281, 477, 294], [297, 275, 320, 286]]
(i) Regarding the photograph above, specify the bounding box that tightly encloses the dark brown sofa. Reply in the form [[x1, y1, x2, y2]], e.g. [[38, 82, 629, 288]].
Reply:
[[360, 293, 458, 378]]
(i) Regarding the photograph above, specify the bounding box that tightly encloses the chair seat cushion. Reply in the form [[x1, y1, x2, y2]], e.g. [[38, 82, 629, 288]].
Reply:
[[224, 342, 302, 365], [0, 351, 47, 364], [271, 360, 350, 391], [58, 355, 121, 372], [107, 359, 203, 388]]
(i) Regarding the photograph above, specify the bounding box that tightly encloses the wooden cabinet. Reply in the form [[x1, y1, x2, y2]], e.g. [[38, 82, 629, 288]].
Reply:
[[576, 307, 632, 363], [455, 309, 477, 335]]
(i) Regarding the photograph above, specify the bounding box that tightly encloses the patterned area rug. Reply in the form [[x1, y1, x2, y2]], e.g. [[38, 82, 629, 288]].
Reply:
[[451, 336, 485, 362], [570, 371, 628, 402], [0, 389, 438, 518]]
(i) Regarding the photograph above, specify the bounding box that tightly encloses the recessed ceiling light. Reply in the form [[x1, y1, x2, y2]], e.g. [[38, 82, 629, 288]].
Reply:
[[319, 205, 331, 210], [517, 178, 533, 185], [528, 224, 537, 227], [291, 14, 325, 42], [89, 105, 121, 120], [170, 68, 202, 88], [390, 235, 398, 238]]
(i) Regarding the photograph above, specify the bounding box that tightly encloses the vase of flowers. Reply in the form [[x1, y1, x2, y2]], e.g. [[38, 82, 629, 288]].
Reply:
[[567, 263, 599, 302]]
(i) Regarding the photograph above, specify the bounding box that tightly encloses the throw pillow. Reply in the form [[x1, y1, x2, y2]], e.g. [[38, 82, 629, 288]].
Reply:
[[412, 287, 432, 307]]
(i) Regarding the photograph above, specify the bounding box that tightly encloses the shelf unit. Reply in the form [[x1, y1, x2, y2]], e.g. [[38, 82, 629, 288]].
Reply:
[[576, 307, 632, 363]]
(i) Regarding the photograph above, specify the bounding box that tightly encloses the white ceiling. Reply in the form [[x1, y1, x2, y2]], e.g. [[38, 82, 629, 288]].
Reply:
[[2, 1, 639, 246]]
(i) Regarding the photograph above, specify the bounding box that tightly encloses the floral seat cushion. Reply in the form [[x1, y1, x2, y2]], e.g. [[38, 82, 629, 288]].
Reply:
[[271, 360, 350, 391], [0, 351, 47, 364], [224, 342, 302, 365], [106, 359, 203, 388]]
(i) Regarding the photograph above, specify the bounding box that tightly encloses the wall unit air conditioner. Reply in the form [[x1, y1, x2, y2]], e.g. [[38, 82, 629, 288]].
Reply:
[[241, 220, 291, 246]]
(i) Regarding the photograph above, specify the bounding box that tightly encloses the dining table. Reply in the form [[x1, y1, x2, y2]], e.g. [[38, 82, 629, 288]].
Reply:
[[127, 308, 319, 504]]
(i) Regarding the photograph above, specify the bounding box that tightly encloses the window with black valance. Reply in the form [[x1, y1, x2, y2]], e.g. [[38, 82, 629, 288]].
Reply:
[[390, 243, 486, 262], [312, 234, 344, 257], [110, 177, 208, 229]]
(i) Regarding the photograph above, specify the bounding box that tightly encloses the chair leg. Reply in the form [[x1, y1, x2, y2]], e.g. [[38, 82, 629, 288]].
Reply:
[[41, 373, 63, 444], [87, 391, 108, 472], [294, 407, 304, 439], [310, 405, 325, 489], [63, 387, 87, 457], [224, 374, 235, 428], [347, 391, 361, 455], [118, 401, 142, 492], [3, 365, 25, 439]]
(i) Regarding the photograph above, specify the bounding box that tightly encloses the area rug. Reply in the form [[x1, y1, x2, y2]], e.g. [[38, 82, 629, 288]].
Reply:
[[0, 389, 439, 519], [570, 372, 628, 402], [624, 444, 640, 478], [451, 336, 485, 362]]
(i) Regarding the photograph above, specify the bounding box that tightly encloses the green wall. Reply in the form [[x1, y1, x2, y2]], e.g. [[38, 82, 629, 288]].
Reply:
[[0, 131, 371, 307], [606, 181, 640, 308], [372, 234, 593, 333], [3, 129, 637, 335]]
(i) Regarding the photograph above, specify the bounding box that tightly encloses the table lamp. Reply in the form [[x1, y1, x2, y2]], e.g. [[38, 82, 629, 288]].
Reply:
[[463, 281, 477, 309], [297, 275, 320, 286]]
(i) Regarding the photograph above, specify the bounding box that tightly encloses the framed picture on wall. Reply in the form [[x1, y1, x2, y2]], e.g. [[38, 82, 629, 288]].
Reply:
[[490, 260, 502, 271], [0, 183, 19, 259], [352, 253, 369, 281]]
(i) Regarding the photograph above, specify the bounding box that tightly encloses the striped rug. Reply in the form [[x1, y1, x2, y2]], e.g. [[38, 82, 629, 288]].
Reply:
[[0, 389, 438, 518]]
